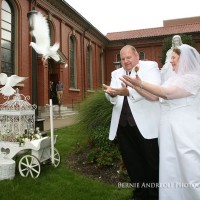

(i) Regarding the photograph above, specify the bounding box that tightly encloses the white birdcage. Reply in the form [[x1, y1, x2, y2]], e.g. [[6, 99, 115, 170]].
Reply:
[[0, 88, 37, 141]]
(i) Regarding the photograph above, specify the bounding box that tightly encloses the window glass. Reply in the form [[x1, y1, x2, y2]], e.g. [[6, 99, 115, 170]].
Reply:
[[69, 36, 75, 88], [2, 10, 11, 22], [2, 0, 10, 12], [1, 48, 11, 62], [1, 39, 11, 49], [1, 29, 11, 40], [1, 20, 11, 31], [87, 46, 92, 89], [139, 51, 145, 60], [1, 0, 15, 75]]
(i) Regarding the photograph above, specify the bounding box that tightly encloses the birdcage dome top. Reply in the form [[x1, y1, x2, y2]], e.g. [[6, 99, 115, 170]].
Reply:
[[0, 88, 36, 140], [0, 88, 36, 113]]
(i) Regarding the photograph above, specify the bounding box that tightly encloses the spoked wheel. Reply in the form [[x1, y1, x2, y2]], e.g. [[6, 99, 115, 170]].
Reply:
[[51, 148, 60, 167], [18, 155, 41, 178]]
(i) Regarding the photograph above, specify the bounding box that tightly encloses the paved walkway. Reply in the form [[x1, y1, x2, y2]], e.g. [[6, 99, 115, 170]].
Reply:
[[43, 115, 78, 131]]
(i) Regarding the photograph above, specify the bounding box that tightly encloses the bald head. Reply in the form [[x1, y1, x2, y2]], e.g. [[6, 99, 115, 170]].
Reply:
[[120, 45, 137, 56]]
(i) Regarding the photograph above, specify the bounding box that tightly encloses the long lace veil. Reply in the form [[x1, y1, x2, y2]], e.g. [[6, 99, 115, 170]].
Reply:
[[162, 44, 200, 99]]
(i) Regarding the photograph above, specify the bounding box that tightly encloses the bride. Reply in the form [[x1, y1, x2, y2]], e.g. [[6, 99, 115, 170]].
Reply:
[[120, 44, 200, 200]]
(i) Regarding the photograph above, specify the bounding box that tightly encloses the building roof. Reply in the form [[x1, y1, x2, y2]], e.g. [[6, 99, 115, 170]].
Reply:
[[106, 22, 200, 41]]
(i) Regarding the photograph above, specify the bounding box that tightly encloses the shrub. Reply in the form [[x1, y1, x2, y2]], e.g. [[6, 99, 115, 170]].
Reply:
[[87, 127, 120, 167], [78, 90, 113, 131], [78, 89, 120, 167]]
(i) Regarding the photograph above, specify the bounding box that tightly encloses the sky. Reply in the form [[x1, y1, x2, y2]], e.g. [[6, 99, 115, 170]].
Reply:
[[65, 0, 200, 35]]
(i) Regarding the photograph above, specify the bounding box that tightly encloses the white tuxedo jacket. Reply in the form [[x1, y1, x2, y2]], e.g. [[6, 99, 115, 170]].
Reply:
[[106, 60, 161, 140]]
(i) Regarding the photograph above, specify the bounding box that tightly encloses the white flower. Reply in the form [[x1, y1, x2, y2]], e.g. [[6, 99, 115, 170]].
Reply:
[[35, 134, 41, 139], [24, 138, 30, 143]]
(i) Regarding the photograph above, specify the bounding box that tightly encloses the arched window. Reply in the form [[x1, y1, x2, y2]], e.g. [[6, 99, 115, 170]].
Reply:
[[87, 45, 92, 90], [48, 21, 52, 43], [139, 51, 145, 60], [69, 35, 76, 88], [1, 0, 15, 75], [100, 50, 104, 85]]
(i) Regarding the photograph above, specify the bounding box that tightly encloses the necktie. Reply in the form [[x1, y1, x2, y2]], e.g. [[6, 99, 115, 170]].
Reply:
[[119, 70, 136, 127], [125, 71, 131, 87], [126, 71, 131, 76]]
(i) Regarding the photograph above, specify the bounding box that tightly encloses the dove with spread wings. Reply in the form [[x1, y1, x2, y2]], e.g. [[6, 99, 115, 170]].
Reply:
[[29, 11, 60, 62], [0, 73, 28, 96]]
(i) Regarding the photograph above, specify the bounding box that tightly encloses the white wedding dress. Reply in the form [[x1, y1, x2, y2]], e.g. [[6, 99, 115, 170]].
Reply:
[[159, 93, 200, 200]]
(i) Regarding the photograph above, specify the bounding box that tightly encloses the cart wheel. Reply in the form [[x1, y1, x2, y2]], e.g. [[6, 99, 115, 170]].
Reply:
[[18, 155, 41, 178], [51, 148, 60, 167]]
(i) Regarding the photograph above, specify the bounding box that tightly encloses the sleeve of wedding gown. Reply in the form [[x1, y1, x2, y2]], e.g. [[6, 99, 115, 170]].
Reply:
[[161, 74, 200, 99], [161, 85, 192, 99]]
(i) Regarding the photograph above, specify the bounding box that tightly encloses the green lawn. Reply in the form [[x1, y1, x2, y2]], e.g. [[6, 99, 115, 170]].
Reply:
[[0, 125, 131, 200]]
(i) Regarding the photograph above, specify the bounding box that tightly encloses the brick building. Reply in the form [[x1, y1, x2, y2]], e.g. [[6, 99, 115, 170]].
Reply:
[[1, 0, 200, 112]]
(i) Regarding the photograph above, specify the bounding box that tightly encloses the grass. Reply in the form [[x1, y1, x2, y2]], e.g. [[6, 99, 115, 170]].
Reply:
[[0, 125, 131, 200]]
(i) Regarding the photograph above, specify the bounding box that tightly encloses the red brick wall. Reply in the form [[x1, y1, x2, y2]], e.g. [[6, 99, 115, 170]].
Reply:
[[1, 0, 199, 107], [5, 0, 106, 107]]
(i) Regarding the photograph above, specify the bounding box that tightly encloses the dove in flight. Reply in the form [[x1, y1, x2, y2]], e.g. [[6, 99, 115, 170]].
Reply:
[[29, 11, 60, 62], [0, 73, 28, 96]]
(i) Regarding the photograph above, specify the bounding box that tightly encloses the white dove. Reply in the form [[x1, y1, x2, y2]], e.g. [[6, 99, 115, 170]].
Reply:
[[0, 73, 28, 96], [29, 11, 60, 62]]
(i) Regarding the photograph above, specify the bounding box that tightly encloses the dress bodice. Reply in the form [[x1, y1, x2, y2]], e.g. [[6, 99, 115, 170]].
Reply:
[[159, 93, 200, 112]]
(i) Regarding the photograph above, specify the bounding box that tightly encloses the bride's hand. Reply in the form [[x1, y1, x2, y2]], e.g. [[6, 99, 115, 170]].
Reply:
[[120, 75, 141, 88]]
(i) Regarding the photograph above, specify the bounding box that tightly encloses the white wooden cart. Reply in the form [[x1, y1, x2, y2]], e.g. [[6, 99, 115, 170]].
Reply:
[[0, 135, 60, 179], [0, 90, 60, 179]]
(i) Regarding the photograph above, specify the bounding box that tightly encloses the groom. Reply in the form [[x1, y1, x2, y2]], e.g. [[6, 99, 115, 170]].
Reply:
[[103, 45, 161, 200]]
